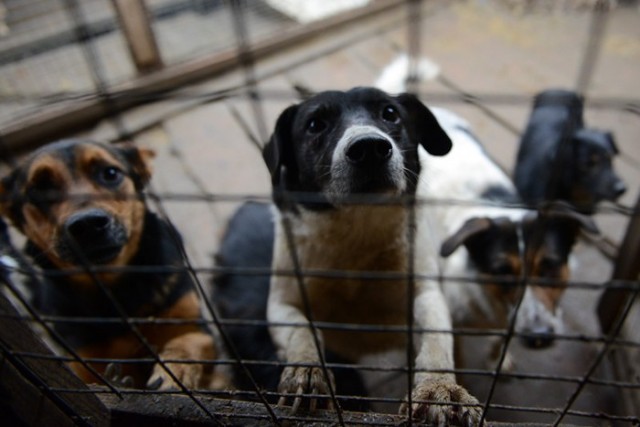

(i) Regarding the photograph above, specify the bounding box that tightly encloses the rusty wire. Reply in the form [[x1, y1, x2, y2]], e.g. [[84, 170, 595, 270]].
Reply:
[[0, 0, 639, 425]]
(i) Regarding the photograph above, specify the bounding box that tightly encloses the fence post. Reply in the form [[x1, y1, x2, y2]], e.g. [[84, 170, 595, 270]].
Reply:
[[111, 0, 163, 73]]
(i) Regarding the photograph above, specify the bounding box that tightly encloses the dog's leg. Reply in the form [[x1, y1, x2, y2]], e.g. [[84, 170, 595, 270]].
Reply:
[[147, 330, 229, 390], [401, 280, 482, 425], [268, 275, 335, 412], [145, 292, 230, 391]]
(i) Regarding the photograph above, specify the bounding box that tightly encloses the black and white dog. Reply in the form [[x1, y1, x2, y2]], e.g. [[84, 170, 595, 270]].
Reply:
[[376, 57, 599, 362], [514, 89, 626, 213], [261, 87, 481, 423]]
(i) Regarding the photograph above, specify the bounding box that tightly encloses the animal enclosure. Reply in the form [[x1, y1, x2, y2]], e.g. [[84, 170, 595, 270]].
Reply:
[[0, 0, 639, 425]]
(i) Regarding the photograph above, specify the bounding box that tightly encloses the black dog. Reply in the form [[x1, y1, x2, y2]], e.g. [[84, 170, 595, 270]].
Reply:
[[514, 89, 626, 213], [212, 201, 370, 411]]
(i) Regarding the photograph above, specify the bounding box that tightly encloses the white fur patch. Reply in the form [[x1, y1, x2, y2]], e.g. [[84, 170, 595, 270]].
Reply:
[[375, 54, 440, 94]]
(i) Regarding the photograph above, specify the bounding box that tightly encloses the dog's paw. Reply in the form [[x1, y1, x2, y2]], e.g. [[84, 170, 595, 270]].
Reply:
[[146, 361, 203, 391], [104, 363, 134, 388], [277, 365, 335, 413], [399, 382, 482, 426]]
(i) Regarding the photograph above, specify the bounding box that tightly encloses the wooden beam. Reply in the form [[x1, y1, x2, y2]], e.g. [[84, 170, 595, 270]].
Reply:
[[112, 0, 163, 73], [0, 290, 110, 426]]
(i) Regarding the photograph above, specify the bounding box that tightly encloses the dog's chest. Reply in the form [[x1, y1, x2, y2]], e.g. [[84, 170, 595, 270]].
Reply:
[[282, 207, 412, 356]]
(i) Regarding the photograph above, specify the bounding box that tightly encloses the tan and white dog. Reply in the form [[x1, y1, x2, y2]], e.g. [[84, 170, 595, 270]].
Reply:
[[262, 87, 482, 424]]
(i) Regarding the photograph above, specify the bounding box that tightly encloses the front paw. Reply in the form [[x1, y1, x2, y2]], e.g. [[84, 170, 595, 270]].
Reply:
[[147, 361, 203, 391], [400, 382, 482, 426], [277, 365, 335, 413]]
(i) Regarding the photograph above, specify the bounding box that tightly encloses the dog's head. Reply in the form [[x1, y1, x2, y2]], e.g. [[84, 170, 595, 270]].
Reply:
[[263, 87, 451, 209], [440, 205, 598, 349], [517, 204, 598, 348], [440, 216, 523, 313], [0, 139, 155, 272], [570, 128, 626, 207]]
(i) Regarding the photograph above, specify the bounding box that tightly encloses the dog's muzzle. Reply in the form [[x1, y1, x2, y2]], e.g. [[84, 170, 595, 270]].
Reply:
[[58, 208, 127, 265]]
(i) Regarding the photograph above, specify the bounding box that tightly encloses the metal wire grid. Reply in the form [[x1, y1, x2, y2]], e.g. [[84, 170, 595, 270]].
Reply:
[[0, 0, 639, 425]]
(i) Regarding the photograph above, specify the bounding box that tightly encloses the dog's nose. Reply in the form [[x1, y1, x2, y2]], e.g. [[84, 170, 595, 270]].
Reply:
[[346, 138, 393, 166], [612, 179, 627, 199], [65, 209, 112, 242], [521, 325, 555, 349]]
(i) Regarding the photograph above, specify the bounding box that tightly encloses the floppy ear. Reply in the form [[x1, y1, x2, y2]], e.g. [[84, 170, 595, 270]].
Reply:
[[115, 143, 156, 190], [263, 104, 299, 189], [396, 93, 452, 156], [440, 217, 492, 257]]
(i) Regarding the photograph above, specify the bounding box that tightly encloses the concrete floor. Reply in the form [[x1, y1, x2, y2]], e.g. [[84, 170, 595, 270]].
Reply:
[[2, 0, 639, 424]]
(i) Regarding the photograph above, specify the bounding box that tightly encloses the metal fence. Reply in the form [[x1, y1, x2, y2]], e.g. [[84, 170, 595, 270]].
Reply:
[[0, 0, 639, 425]]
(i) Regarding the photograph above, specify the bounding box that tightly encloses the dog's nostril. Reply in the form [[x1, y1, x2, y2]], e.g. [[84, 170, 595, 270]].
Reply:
[[346, 139, 393, 164], [374, 140, 392, 160]]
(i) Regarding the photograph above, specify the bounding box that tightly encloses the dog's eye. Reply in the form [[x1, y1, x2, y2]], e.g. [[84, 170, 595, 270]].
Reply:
[[98, 166, 124, 186], [538, 257, 562, 275], [382, 105, 400, 123], [307, 118, 327, 134]]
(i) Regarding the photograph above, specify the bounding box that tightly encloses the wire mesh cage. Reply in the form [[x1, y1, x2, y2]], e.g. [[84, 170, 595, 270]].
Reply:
[[0, 0, 639, 425]]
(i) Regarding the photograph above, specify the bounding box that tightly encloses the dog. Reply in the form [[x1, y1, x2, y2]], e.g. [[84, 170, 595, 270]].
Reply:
[[424, 108, 598, 362], [514, 89, 626, 213], [0, 139, 226, 390], [211, 200, 370, 412], [262, 86, 483, 424], [374, 57, 598, 361]]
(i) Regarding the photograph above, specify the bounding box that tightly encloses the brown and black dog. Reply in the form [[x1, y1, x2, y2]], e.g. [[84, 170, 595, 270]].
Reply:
[[0, 139, 226, 390]]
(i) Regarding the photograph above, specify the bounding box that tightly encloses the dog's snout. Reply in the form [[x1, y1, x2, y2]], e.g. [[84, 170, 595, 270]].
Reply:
[[521, 325, 555, 349], [346, 138, 393, 166], [612, 179, 627, 199], [65, 210, 112, 241]]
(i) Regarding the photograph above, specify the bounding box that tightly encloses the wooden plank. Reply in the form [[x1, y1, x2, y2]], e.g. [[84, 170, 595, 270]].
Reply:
[[0, 350, 76, 427], [597, 192, 640, 334], [112, 0, 163, 73], [0, 290, 110, 427], [0, 0, 406, 154], [97, 388, 403, 427]]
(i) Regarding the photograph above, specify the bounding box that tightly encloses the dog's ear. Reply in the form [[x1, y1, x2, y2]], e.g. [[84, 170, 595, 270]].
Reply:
[[115, 143, 156, 190], [396, 93, 452, 156], [604, 131, 619, 155], [263, 104, 299, 189], [440, 217, 492, 257]]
